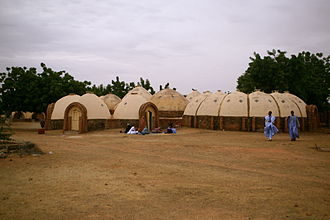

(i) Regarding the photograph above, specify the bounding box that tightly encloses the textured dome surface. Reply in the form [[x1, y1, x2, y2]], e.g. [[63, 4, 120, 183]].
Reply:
[[186, 90, 201, 102], [51, 94, 80, 119], [283, 92, 307, 117], [271, 92, 301, 117], [79, 94, 111, 119], [249, 91, 280, 117], [196, 91, 227, 116], [124, 86, 151, 100], [113, 94, 148, 119], [219, 91, 248, 117], [183, 92, 210, 116], [101, 93, 121, 112], [150, 89, 188, 112]]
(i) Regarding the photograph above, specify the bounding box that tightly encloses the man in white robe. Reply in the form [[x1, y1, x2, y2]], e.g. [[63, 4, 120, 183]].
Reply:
[[264, 111, 278, 141]]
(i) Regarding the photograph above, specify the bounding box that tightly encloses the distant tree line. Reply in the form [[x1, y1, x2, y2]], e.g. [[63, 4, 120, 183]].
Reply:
[[0, 63, 172, 115], [237, 50, 330, 111]]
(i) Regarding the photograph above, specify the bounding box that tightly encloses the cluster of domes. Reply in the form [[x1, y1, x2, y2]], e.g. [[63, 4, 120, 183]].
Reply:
[[47, 87, 308, 133], [184, 90, 306, 118]]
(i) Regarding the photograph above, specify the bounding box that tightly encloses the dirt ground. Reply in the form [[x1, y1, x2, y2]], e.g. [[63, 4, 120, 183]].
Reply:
[[0, 122, 330, 220]]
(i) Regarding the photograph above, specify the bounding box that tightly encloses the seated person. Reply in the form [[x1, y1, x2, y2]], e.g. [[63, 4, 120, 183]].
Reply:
[[127, 126, 138, 134], [124, 123, 132, 133], [140, 127, 149, 135], [151, 127, 162, 133]]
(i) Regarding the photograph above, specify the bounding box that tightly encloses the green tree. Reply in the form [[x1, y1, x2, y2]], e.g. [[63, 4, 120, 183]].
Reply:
[[0, 63, 90, 114], [237, 50, 330, 110]]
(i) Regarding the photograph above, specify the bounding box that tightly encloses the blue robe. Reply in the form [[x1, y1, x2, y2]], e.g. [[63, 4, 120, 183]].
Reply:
[[288, 115, 299, 139], [264, 115, 278, 139]]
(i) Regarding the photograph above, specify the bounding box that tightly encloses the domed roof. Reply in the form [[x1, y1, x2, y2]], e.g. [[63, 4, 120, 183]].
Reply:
[[283, 92, 307, 117], [101, 93, 121, 112], [124, 86, 151, 100], [51, 94, 80, 119], [249, 91, 280, 117], [219, 91, 248, 117], [150, 89, 189, 112], [186, 90, 201, 102], [113, 94, 148, 119], [270, 92, 301, 117], [196, 91, 227, 116], [183, 92, 210, 116], [79, 94, 111, 119]]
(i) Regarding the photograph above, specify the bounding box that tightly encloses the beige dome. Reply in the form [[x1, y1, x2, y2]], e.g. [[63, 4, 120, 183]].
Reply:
[[186, 90, 201, 102], [183, 93, 210, 116], [150, 89, 189, 112], [101, 93, 121, 112], [219, 91, 248, 117], [249, 91, 280, 117], [51, 94, 80, 119], [124, 86, 151, 100], [113, 94, 148, 119], [270, 92, 301, 117], [196, 91, 227, 116], [79, 94, 111, 119], [283, 92, 307, 117]]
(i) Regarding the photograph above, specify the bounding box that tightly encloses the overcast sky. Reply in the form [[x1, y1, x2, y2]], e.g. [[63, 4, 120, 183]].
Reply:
[[0, 0, 329, 94]]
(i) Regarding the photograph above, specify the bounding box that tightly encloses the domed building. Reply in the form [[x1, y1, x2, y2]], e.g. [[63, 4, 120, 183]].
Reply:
[[183, 91, 213, 122], [46, 93, 111, 133], [183, 90, 308, 131], [149, 88, 189, 127], [100, 93, 121, 115], [110, 87, 159, 131], [186, 89, 201, 102]]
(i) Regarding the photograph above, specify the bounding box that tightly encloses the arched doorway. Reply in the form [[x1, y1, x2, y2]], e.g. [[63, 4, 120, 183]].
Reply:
[[64, 102, 88, 133], [69, 107, 82, 131], [139, 102, 159, 130]]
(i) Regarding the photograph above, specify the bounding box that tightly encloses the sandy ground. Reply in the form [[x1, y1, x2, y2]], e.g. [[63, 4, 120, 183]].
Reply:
[[0, 122, 330, 220]]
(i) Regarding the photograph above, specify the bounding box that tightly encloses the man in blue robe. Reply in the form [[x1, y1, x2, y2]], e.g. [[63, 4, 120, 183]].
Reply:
[[264, 111, 278, 141], [288, 111, 300, 141]]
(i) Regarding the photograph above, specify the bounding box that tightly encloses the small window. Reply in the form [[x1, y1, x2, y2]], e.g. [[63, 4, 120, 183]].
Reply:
[[195, 100, 199, 102], [254, 99, 259, 102], [124, 102, 127, 105], [268, 99, 272, 103], [214, 99, 217, 102], [227, 99, 230, 102], [281, 100, 285, 103], [239, 99, 243, 103]]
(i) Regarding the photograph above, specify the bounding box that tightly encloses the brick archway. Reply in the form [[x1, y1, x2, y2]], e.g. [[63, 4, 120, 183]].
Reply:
[[139, 102, 159, 130], [64, 102, 88, 133]]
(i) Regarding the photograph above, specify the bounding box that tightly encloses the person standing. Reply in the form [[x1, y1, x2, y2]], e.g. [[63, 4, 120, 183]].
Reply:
[[287, 111, 300, 141], [264, 111, 278, 141]]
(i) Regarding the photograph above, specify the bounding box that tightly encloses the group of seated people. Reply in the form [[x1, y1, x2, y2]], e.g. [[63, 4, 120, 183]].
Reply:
[[124, 123, 176, 135]]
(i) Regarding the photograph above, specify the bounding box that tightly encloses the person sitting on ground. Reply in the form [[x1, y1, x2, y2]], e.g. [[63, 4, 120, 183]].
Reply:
[[151, 127, 162, 133], [127, 125, 138, 134], [140, 127, 149, 135], [165, 123, 176, 134], [124, 123, 132, 133]]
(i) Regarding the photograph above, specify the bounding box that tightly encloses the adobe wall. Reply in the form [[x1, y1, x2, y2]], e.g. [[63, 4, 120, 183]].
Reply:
[[50, 119, 64, 130], [159, 111, 184, 118], [159, 118, 183, 128], [87, 119, 108, 131], [107, 119, 139, 130]]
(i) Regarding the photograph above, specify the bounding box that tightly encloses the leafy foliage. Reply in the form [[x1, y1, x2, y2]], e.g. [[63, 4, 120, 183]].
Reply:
[[87, 77, 157, 98], [0, 64, 90, 114], [237, 50, 330, 110]]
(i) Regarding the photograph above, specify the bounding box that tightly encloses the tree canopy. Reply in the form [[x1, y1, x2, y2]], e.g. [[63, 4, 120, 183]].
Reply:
[[237, 50, 330, 111], [0, 63, 171, 114], [0, 64, 89, 115]]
